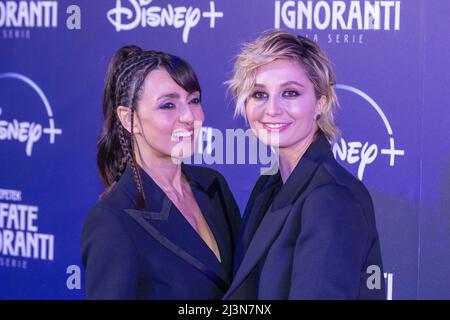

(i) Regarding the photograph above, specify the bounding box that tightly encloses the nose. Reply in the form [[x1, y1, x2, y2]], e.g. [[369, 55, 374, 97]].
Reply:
[[178, 104, 194, 124], [264, 96, 283, 116]]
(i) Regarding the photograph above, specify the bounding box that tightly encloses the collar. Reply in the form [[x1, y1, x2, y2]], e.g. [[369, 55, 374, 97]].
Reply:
[[271, 133, 332, 211], [117, 163, 231, 291], [117, 162, 218, 212]]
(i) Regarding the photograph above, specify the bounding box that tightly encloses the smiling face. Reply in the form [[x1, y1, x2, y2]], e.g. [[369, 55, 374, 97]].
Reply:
[[130, 68, 204, 162], [246, 58, 323, 153]]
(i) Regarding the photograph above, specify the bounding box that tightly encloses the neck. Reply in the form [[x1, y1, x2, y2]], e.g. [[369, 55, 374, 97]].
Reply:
[[277, 132, 316, 184], [135, 146, 185, 195]]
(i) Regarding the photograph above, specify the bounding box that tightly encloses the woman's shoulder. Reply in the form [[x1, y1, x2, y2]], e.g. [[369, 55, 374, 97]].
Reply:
[[87, 180, 137, 223], [82, 187, 138, 247], [101, 189, 134, 211], [315, 155, 373, 205]]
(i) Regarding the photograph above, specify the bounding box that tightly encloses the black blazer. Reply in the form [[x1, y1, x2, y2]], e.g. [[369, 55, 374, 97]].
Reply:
[[224, 134, 385, 300], [81, 164, 241, 299]]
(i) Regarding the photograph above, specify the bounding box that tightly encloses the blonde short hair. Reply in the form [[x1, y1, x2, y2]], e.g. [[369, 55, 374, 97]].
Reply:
[[227, 29, 340, 142]]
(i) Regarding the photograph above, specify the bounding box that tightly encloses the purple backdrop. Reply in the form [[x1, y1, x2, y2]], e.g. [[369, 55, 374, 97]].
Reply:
[[1, 0, 449, 299]]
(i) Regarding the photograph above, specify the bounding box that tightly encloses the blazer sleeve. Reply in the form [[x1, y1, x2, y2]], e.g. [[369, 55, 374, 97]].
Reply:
[[81, 206, 139, 299], [289, 184, 370, 299]]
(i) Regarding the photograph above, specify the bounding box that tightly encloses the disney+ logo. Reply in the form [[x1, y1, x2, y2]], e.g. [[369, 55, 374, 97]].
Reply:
[[107, 0, 224, 43]]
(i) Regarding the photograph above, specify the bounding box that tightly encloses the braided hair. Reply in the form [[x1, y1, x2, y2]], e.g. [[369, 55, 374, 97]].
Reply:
[[97, 45, 201, 209]]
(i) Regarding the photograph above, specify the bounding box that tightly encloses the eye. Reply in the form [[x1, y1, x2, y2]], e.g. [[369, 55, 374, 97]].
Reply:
[[282, 90, 300, 98], [251, 91, 268, 100], [159, 102, 175, 109], [189, 97, 201, 105]]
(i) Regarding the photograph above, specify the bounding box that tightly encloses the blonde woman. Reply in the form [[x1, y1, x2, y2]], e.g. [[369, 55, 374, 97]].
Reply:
[[225, 30, 385, 299]]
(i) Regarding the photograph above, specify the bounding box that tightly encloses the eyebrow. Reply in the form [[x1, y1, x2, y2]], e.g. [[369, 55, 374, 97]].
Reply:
[[254, 81, 305, 89], [157, 93, 180, 101], [280, 81, 305, 88], [157, 91, 200, 101]]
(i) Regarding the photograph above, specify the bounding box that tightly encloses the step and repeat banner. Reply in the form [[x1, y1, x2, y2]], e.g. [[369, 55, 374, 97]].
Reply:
[[1, 0, 449, 299]]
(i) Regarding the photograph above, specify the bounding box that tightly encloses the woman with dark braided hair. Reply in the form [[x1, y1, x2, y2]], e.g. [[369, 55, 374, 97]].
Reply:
[[81, 46, 241, 299]]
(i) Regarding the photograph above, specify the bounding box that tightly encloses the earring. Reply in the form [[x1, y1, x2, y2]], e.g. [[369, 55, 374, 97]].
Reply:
[[315, 113, 321, 121]]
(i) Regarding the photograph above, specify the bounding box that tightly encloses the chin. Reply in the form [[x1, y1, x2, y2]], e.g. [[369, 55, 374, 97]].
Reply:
[[169, 140, 195, 159], [254, 130, 283, 148]]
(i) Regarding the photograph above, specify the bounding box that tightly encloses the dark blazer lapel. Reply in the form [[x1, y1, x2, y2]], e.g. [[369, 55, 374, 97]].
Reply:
[[226, 160, 318, 297], [189, 181, 231, 283], [271, 135, 332, 211], [225, 204, 293, 299], [125, 196, 172, 221], [236, 174, 282, 267], [225, 135, 332, 298], [125, 208, 229, 292], [121, 165, 229, 291]]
